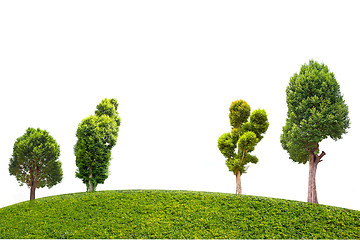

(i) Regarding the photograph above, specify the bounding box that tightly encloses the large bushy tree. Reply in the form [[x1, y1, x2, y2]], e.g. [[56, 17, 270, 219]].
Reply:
[[281, 60, 350, 203], [74, 98, 121, 192], [9, 128, 62, 200], [218, 100, 269, 194]]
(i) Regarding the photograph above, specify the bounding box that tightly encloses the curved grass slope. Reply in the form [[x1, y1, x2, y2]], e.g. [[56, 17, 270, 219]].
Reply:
[[0, 190, 359, 239]]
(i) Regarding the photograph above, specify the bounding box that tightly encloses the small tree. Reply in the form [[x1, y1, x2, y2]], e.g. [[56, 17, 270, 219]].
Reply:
[[9, 128, 62, 200], [74, 98, 121, 192], [218, 100, 269, 194], [281, 60, 350, 203]]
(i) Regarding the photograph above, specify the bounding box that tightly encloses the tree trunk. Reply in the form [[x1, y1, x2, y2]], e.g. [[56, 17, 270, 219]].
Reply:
[[307, 151, 325, 204], [88, 173, 94, 192], [236, 171, 242, 195], [29, 165, 37, 200], [30, 182, 36, 200]]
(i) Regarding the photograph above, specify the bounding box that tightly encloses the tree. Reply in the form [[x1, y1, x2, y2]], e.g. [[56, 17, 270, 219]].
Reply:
[[281, 60, 350, 204], [218, 100, 269, 194], [74, 98, 121, 192], [9, 128, 62, 200]]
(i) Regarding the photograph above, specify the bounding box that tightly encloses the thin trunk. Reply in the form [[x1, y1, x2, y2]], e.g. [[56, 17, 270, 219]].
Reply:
[[87, 162, 95, 192], [29, 162, 37, 200], [307, 151, 325, 204], [235, 149, 245, 195], [88, 172, 94, 192], [236, 171, 242, 195]]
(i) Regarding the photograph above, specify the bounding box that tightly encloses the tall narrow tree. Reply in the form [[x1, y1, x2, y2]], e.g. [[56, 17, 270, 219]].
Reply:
[[281, 60, 350, 203], [218, 100, 269, 194], [9, 128, 63, 200], [74, 98, 121, 192]]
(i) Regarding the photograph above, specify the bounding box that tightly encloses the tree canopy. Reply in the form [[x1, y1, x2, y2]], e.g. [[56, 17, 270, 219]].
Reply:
[[281, 60, 350, 164], [74, 98, 121, 192], [9, 128, 62, 200]]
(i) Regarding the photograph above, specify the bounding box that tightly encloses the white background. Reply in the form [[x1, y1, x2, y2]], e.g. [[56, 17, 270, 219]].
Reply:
[[1, 0, 359, 211]]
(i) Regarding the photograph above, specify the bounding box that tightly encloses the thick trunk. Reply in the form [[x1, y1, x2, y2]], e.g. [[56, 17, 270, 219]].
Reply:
[[236, 171, 242, 195], [307, 154, 318, 203], [307, 151, 325, 204], [30, 182, 36, 200]]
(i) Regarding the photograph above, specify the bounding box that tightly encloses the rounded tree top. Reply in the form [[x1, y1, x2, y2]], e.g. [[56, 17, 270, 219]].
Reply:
[[229, 100, 250, 128]]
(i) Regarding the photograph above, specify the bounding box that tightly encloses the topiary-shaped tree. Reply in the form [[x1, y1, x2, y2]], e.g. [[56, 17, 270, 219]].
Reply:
[[218, 100, 269, 194]]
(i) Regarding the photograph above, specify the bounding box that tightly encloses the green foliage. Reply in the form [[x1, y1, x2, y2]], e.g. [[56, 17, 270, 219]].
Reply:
[[74, 98, 121, 191], [248, 109, 270, 141], [218, 100, 269, 175], [217, 133, 236, 158], [0, 190, 359, 239], [238, 131, 258, 152], [95, 98, 121, 126], [281, 60, 350, 163], [9, 128, 62, 190], [229, 100, 251, 128]]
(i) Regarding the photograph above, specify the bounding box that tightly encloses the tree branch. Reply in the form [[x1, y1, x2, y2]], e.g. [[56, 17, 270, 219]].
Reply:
[[318, 151, 326, 162]]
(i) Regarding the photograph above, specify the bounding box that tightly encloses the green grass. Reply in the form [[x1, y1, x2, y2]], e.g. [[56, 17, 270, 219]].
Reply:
[[0, 190, 359, 239]]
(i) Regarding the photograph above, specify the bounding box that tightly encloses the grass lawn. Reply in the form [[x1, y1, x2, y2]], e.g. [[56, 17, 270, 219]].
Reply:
[[0, 190, 359, 238]]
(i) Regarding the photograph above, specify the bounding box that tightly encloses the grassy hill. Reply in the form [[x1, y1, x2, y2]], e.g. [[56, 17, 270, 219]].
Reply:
[[0, 190, 359, 239]]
